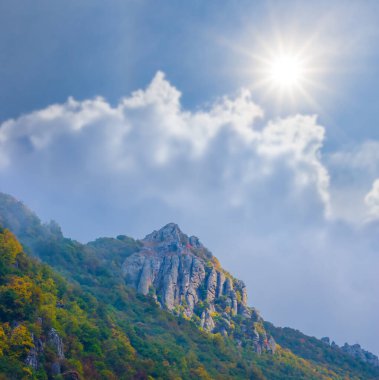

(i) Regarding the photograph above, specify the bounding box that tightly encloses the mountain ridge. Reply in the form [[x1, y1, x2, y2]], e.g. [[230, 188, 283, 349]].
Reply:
[[0, 191, 378, 379]]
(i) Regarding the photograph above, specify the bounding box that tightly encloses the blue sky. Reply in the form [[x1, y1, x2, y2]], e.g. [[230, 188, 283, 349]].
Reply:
[[1, 0, 379, 354]]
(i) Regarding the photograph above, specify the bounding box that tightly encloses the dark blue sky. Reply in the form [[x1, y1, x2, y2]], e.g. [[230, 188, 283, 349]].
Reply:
[[1, 0, 379, 355]]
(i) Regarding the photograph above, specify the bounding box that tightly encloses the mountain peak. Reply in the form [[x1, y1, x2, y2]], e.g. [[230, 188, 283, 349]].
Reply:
[[144, 222, 185, 243], [121, 221, 277, 354], [142, 223, 206, 257]]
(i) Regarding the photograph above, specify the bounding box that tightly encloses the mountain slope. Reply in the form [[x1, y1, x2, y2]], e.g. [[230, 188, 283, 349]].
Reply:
[[0, 226, 136, 379], [265, 322, 379, 380], [0, 192, 378, 379], [0, 227, 271, 379]]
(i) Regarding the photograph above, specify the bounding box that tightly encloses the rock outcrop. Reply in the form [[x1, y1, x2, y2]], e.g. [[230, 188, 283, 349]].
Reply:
[[321, 337, 379, 367], [48, 328, 65, 359], [122, 223, 275, 354], [25, 327, 65, 374], [122, 223, 246, 315], [341, 343, 379, 367], [48, 328, 65, 375], [25, 333, 44, 370]]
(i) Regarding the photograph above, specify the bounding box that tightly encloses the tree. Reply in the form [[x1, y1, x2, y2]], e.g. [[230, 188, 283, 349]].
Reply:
[[9, 325, 33, 360], [0, 228, 22, 267], [0, 325, 8, 356]]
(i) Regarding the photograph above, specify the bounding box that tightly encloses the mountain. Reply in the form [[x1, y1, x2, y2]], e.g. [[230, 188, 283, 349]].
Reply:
[[0, 227, 272, 379], [0, 192, 379, 379], [122, 223, 275, 354]]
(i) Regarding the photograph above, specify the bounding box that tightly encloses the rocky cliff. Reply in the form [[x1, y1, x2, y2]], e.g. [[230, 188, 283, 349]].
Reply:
[[321, 337, 379, 367], [122, 223, 276, 353], [25, 327, 65, 375]]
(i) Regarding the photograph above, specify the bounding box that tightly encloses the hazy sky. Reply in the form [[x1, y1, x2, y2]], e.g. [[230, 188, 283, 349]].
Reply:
[[1, 0, 379, 355]]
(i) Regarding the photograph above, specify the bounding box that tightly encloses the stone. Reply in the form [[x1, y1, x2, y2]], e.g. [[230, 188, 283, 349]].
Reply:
[[267, 336, 277, 353], [200, 308, 215, 331], [25, 346, 39, 370], [206, 268, 218, 302], [51, 361, 61, 376], [216, 271, 225, 298], [121, 223, 276, 354], [341, 343, 379, 367], [48, 328, 64, 359], [25, 333, 44, 370], [239, 305, 252, 318], [321, 337, 330, 345]]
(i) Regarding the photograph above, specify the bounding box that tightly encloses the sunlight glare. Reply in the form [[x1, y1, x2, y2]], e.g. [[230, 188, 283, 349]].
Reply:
[[269, 54, 304, 88]]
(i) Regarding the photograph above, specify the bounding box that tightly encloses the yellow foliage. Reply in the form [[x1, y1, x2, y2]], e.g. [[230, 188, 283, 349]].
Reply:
[[0, 325, 8, 356], [8, 276, 33, 302], [190, 365, 212, 380], [100, 370, 117, 380], [0, 229, 23, 264], [111, 328, 136, 356], [254, 322, 266, 335], [39, 304, 57, 324], [211, 257, 222, 270], [67, 358, 84, 375], [21, 366, 33, 379], [9, 325, 33, 359]]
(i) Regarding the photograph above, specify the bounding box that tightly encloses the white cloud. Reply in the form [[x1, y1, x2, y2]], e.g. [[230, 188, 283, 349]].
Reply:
[[0, 71, 330, 220], [258, 115, 330, 213], [329, 141, 379, 173], [365, 179, 379, 221], [327, 141, 379, 224]]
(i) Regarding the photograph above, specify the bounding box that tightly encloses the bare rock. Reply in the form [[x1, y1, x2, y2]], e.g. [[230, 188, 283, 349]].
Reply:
[[25, 333, 44, 370], [216, 271, 225, 298], [121, 223, 276, 354], [321, 336, 330, 345], [206, 268, 218, 302], [201, 308, 215, 331], [48, 328, 64, 359], [341, 343, 379, 367]]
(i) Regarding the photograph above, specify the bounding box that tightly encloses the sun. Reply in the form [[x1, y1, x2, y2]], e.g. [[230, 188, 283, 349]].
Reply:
[[247, 42, 326, 109], [236, 34, 327, 108], [268, 54, 305, 88]]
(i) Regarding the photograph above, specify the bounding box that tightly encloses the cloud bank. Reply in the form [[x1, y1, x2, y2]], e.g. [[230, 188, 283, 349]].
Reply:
[[1, 72, 379, 354], [0, 71, 329, 221]]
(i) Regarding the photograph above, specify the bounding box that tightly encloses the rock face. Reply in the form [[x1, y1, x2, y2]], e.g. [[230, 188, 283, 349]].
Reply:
[[122, 223, 275, 354], [122, 223, 246, 316], [48, 328, 65, 359], [321, 337, 379, 367], [24, 323, 66, 373], [25, 333, 44, 369], [48, 328, 65, 375], [341, 343, 379, 367], [24, 327, 65, 374]]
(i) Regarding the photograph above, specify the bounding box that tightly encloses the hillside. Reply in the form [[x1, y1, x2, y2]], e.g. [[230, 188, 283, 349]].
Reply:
[[0, 192, 378, 379], [0, 227, 271, 379]]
